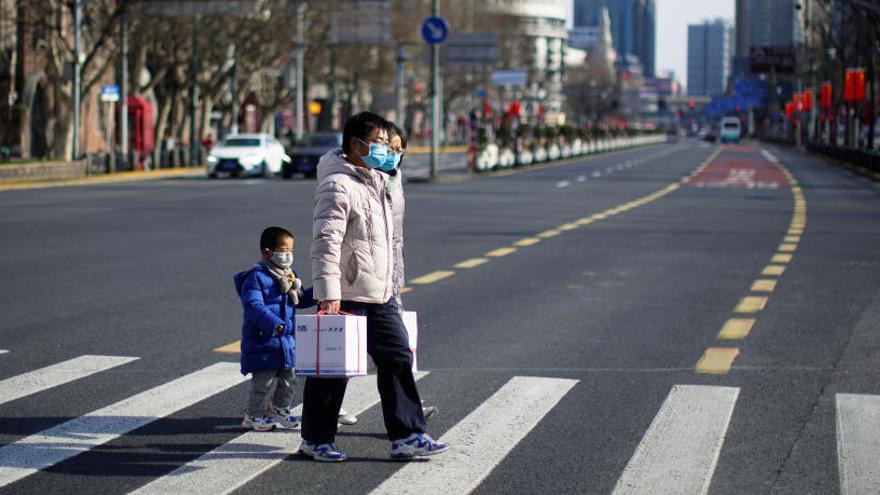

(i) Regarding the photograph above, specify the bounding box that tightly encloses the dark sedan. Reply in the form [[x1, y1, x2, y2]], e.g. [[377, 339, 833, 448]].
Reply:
[[283, 133, 343, 179]]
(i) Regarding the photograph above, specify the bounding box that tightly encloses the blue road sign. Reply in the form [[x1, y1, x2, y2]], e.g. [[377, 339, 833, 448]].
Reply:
[[100, 84, 120, 102], [422, 16, 449, 45]]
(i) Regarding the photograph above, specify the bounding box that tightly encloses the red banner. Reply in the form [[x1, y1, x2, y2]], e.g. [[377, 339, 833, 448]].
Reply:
[[820, 82, 832, 109], [802, 89, 813, 111]]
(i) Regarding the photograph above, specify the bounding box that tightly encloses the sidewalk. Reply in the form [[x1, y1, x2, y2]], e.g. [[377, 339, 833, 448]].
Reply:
[[0, 167, 206, 192]]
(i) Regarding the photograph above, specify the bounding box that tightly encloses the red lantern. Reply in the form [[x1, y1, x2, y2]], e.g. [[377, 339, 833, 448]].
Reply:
[[793, 93, 802, 112], [802, 90, 813, 111], [820, 82, 832, 109], [785, 102, 794, 119]]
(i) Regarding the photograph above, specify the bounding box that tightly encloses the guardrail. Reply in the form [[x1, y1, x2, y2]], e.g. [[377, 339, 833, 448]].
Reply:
[[805, 142, 880, 174], [473, 135, 670, 172], [0, 160, 87, 185]]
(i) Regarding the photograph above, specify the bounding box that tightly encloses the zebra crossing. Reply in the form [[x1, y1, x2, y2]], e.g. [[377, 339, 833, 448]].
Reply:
[[0, 354, 878, 493]]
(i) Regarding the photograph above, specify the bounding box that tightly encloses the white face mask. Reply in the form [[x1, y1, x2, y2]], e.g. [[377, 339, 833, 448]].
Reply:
[[270, 251, 293, 269]]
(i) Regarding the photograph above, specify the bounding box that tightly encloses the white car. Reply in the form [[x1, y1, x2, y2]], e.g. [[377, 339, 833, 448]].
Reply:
[[206, 134, 290, 178]]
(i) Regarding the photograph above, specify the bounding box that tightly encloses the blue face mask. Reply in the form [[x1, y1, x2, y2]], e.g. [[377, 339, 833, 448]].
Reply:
[[380, 152, 401, 172], [356, 140, 388, 169]]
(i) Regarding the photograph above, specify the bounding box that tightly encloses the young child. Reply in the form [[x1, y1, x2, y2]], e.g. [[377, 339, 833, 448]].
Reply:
[[234, 226, 315, 431]]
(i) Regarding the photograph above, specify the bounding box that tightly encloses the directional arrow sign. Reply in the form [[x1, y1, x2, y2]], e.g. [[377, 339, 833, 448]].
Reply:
[[422, 16, 449, 45]]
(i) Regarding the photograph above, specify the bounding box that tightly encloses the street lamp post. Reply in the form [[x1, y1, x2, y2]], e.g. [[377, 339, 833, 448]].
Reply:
[[120, 0, 129, 168], [430, 0, 440, 181], [73, 0, 83, 160], [293, 1, 306, 142]]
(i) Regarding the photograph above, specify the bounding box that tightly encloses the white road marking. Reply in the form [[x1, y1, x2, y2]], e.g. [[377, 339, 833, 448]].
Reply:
[[760, 149, 779, 163], [556, 180, 570, 188], [593, 171, 602, 177], [612, 385, 740, 495], [576, 175, 587, 182], [0, 362, 246, 488], [0, 349, 8, 355], [836, 393, 880, 495], [132, 373, 428, 495], [606, 167, 615, 173], [370, 376, 578, 495], [0, 355, 138, 407]]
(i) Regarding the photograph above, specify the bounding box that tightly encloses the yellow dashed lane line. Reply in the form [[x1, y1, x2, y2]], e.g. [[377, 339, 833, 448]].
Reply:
[[771, 253, 793, 264], [513, 238, 542, 247], [762, 265, 787, 276], [486, 247, 517, 257], [734, 296, 769, 314], [718, 318, 756, 340], [410, 270, 456, 284], [751, 279, 777, 292], [696, 348, 740, 374], [454, 258, 489, 269]]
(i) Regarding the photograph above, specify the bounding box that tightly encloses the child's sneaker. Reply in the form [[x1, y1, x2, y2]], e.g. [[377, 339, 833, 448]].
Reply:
[[298, 441, 348, 462], [268, 405, 300, 429], [338, 408, 358, 425], [241, 414, 276, 431], [390, 432, 449, 460]]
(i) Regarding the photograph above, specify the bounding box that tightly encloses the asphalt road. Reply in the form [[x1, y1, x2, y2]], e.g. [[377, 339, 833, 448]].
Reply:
[[1, 139, 879, 494]]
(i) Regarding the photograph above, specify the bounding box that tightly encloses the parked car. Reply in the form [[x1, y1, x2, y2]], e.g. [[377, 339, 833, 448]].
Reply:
[[283, 133, 343, 179], [719, 117, 742, 143], [206, 134, 290, 178]]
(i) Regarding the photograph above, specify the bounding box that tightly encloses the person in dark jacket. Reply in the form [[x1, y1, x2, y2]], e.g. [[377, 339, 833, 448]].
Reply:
[[234, 226, 315, 431]]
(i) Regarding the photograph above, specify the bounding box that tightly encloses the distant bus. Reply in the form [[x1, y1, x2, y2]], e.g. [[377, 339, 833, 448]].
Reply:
[[720, 117, 742, 143]]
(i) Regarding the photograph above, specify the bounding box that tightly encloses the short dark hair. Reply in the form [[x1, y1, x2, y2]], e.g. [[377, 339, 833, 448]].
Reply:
[[260, 226, 293, 250], [389, 123, 407, 150], [342, 111, 389, 154]]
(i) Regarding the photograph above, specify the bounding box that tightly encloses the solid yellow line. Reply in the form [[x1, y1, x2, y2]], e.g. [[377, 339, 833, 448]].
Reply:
[[486, 247, 517, 257], [784, 236, 801, 243], [513, 238, 541, 247], [772, 253, 793, 263], [735, 296, 769, 313], [537, 230, 561, 238], [751, 279, 777, 292], [762, 265, 786, 276], [778, 243, 798, 252], [454, 258, 489, 269], [696, 347, 740, 374], [214, 340, 241, 354], [718, 318, 756, 340], [410, 270, 456, 285]]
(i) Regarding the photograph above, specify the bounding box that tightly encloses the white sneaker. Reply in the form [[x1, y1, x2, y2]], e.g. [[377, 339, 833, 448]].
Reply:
[[241, 414, 276, 431], [338, 408, 358, 425], [269, 405, 300, 429]]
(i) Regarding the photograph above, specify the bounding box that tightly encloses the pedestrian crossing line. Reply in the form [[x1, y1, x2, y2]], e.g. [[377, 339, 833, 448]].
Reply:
[[612, 385, 739, 495], [131, 373, 428, 495], [751, 279, 777, 292], [486, 247, 517, 257], [772, 253, 793, 264], [454, 258, 489, 269], [512, 238, 541, 247], [836, 393, 880, 495], [734, 296, 768, 314], [0, 355, 139, 407], [0, 362, 246, 489], [410, 270, 456, 285], [718, 318, 756, 340], [695, 348, 740, 375], [369, 376, 578, 495], [213, 341, 241, 353], [762, 265, 786, 276]]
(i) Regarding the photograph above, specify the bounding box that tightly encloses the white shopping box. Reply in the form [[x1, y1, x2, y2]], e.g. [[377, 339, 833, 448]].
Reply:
[[295, 313, 367, 377], [401, 311, 418, 372]]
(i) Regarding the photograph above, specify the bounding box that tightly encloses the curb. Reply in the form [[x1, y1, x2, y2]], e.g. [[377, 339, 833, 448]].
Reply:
[[0, 167, 206, 192]]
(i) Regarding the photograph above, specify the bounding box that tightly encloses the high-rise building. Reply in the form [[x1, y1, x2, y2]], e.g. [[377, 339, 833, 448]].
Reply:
[[688, 19, 732, 96], [733, 0, 806, 78], [572, 0, 655, 78]]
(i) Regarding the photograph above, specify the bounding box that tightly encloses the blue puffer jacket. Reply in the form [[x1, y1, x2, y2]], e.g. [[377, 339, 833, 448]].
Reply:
[[234, 263, 315, 375]]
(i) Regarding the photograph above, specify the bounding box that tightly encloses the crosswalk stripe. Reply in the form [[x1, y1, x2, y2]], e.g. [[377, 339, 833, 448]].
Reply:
[[0, 355, 138, 407], [836, 393, 880, 495], [369, 376, 578, 495], [131, 373, 428, 495], [0, 362, 245, 488], [612, 385, 739, 495]]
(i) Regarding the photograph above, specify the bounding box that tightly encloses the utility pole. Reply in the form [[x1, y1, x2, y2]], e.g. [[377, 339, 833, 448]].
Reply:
[[229, 43, 238, 135], [120, 0, 129, 167], [73, 0, 83, 160], [395, 45, 407, 126], [189, 16, 199, 165], [294, 1, 306, 142], [430, 0, 439, 180]]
